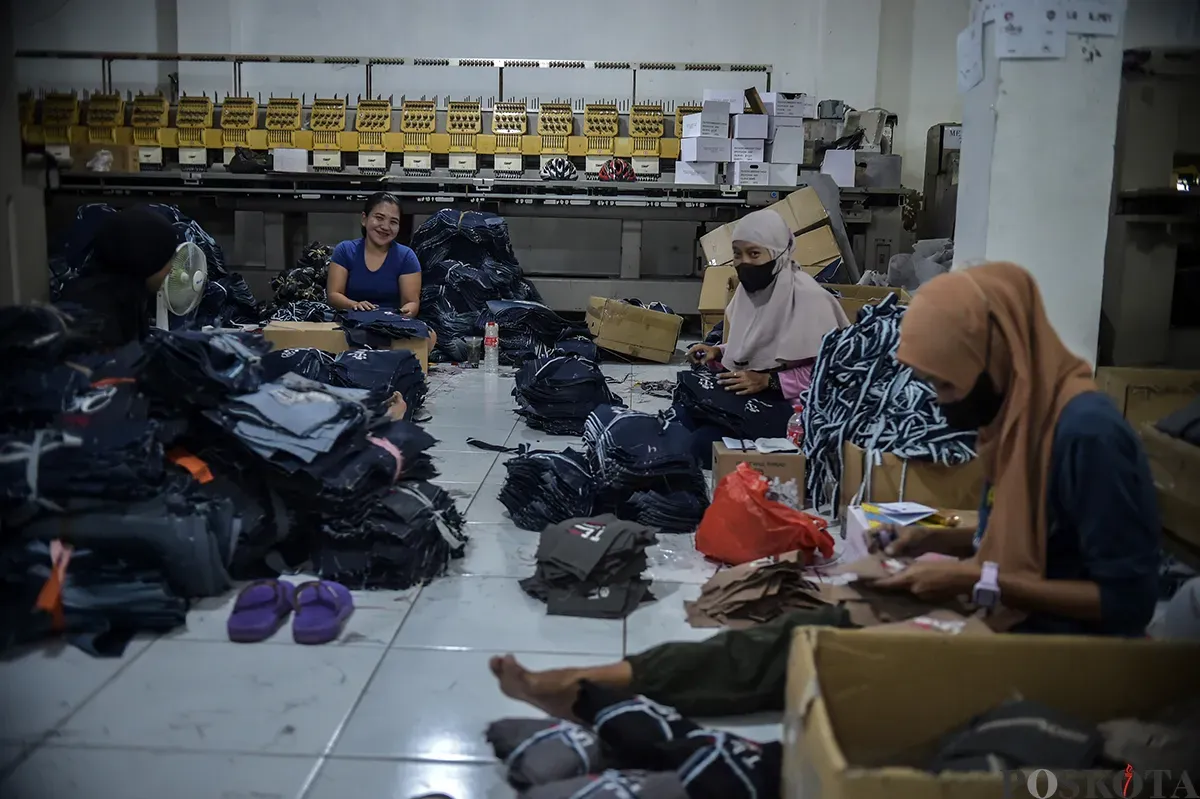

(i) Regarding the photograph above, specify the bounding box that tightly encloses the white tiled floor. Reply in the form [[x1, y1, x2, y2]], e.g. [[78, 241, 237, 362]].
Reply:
[[0, 355, 774, 799]]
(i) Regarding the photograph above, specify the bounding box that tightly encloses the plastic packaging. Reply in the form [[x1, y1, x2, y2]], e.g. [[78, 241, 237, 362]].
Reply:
[[483, 321, 500, 373], [786, 406, 804, 447]]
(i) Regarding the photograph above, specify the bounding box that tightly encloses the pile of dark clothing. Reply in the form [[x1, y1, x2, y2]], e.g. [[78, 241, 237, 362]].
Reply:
[[584, 405, 709, 535], [488, 682, 781, 798], [136, 328, 270, 410], [410, 209, 544, 362], [258, 347, 428, 421], [496, 448, 597, 532], [478, 299, 590, 366], [512, 353, 624, 435], [267, 241, 336, 322], [520, 514, 657, 619], [674, 367, 794, 441], [339, 309, 430, 349], [1157, 397, 1200, 447]]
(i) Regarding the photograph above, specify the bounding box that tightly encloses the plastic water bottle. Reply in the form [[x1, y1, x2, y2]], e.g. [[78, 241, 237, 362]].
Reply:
[[483, 320, 500, 373], [786, 406, 804, 448]]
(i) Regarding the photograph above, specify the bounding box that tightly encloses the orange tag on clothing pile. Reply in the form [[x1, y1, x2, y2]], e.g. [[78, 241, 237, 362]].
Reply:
[[35, 540, 74, 631], [168, 448, 215, 484]]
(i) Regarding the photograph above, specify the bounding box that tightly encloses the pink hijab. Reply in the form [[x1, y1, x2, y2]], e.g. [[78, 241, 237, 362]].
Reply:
[[723, 209, 849, 371]]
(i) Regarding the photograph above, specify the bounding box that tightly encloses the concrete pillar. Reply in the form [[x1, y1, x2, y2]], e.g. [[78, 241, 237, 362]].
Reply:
[[954, 15, 1125, 363]]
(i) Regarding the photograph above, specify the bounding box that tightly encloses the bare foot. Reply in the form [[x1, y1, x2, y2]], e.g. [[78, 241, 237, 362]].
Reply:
[[489, 654, 583, 721]]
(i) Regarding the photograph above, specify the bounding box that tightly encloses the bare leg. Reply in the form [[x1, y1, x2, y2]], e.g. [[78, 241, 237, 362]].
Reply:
[[489, 654, 633, 721]]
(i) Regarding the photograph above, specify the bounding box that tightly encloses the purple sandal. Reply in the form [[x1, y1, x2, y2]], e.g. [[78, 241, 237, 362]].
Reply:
[[292, 581, 354, 645], [227, 580, 296, 643]]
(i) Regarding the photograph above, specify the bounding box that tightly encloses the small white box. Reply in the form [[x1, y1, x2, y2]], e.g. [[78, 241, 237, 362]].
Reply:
[[767, 126, 806, 164], [775, 92, 818, 119], [674, 161, 719, 185], [703, 89, 746, 110], [727, 161, 770, 186], [730, 138, 766, 162], [272, 148, 309, 173], [768, 163, 799, 186], [731, 114, 768, 139], [767, 115, 805, 138], [680, 136, 732, 162], [681, 100, 731, 138]]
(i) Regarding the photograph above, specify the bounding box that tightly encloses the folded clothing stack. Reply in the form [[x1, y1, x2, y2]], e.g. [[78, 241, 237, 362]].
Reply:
[[314, 481, 469, 590], [137, 328, 269, 410], [339, 309, 430, 350], [520, 514, 657, 619], [260, 347, 335, 383], [1156, 397, 1200, 447], [331, 348, 427, 415], [545, 337, 598, 361], [513, 354, 624, 436], [583, 405, 710, 535], [674, 367, 794, 441], [497, 447, 596, 532], [267, 241, 334, 319], [478, 299, 590, 366]]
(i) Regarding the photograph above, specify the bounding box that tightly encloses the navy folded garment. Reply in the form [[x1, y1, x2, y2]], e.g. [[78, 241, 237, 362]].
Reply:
[[498, 447, 597, 532], [136, 328, 270, 410], [331, 349, 428, 417], [340, 309, 430, 350], [513, 354, 624, 436], [478, 300, 590, 366], [674, 367, 794, 441], [261, 347, 335, 383]]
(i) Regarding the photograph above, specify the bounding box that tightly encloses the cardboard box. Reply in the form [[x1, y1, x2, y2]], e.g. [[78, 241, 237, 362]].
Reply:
[[768, 163, 799, 186], [768, 115, 805, 138], [785, 186, 829, 233], [675, 161, 719, 185], [698, 265, 739, 313], [731, 113, 768, 139], [585, 297, 682, 363], [767, 126, 807, 165], [728, 161, 769, 186], [681, 101, 731, 138], [774, 91, 818, 119], [840, 441, 984, 516], [68, 144, 138, 173], [783, 627, 1200, 799], [730, 139, 766, 163], [825, 283, 910, 320], [1095, 367, 1200, 426], [700, 312, 725, 335], [712, 443, 805, 503], [703, 89, 745, 110], [698, 187, 831, 267], [1141, 423, 1200, 549], [680, 136, 732, 163], [699, 225, 735, 267], [792, 225, 840, 267], [260, 322, 430, 372]]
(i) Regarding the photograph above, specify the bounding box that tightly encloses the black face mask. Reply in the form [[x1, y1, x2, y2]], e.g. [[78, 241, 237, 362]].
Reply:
[[736, 263, 777, 294], [937, 315, 1005, 431]]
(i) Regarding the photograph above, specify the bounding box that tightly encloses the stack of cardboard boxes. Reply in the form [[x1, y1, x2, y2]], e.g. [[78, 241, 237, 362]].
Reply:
[[675, 89, 817, 187]]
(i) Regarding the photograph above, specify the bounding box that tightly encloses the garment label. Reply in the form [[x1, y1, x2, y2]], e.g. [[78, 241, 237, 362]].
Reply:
[[813, 573, 857, 586], [910, 616, 968, 634]]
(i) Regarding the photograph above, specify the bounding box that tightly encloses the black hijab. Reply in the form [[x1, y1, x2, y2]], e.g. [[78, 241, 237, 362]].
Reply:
[[58, 207, 182, 349]]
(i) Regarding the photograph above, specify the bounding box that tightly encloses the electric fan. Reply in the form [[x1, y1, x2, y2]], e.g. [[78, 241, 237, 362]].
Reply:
[[155, 241, 208, 328]]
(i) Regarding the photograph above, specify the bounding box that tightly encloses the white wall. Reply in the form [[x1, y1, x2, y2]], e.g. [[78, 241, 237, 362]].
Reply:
[[14, 0, 974, 191]]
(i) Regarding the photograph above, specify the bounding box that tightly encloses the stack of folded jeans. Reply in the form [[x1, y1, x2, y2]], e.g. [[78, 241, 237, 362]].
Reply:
[[0, 539, 189, 657], [582, 405, 709, 534], [674, 368, 795, 440], [478, 300, 591, 365], [331, 349, 427, 415], [498, 447, 597, 531], [0, 304, 94, 370], [512, 354, 623, 435], [137, 329, 270, 410], [314, 480, 468, 590], [195, 274, 262, 329], [545, 337, 599, 361], [519, 514, 657, 619], [260, 347, 336, 383], [411, 209, 523, 271], [339, 309, 430, 349], [267, 241, 334, 309], [2, 363, 91, 434]]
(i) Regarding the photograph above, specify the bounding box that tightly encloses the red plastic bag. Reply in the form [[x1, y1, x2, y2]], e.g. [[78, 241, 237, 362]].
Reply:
[[697, 463, 834, 565]]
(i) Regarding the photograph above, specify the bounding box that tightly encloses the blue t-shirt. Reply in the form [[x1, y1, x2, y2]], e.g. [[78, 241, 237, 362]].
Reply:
[[331, 238, 421, 308], [974, 391, 1161, 637]]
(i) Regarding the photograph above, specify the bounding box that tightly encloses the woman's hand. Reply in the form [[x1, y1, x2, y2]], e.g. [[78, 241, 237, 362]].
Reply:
[[870, 524, 934, 556], [718, 370, 770, 396], [351, 300, 378, 311], [873, 560, 980, 602], [687, 343, 720, 365], [399, 302, 419, 318]]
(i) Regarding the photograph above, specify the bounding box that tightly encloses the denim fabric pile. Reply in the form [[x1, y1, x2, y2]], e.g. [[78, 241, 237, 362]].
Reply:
[[261, 347, 336, 383], [583, 405, 710, 534], [0, 307, 465, 656], [340, 309, 430, 349], [673, 367, 795, 440], [477, 300, 591, 366], [259, 347, 428, 421], [801, 294, 977, 510], [410, 209, 544, 362], [497, 448, 597, 532], [267, 242, 336, 322], [512, 354, 625, 436]]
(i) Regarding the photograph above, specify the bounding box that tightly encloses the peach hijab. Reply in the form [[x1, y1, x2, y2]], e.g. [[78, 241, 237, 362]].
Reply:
[[896, 263, 1096, 619]]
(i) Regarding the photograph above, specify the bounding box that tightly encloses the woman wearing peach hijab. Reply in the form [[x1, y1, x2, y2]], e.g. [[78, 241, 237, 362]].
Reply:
[[876, 262, 1160, 635]]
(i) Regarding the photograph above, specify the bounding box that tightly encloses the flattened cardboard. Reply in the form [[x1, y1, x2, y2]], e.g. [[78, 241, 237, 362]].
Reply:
[[791, 225, 840, 267], [840, 442, 984, 518], [1141, 423, 1200, 549], [1095, 367, 1200, 426], [698, 265, 739, 313], [784, 628, 1200, 799], [825, 284, 911, 321], [785, 186, 829, 233], [260, 321, 429, 372], [586, 297, 682, 364], [712, 443, 806, 506], [700, 225, 735, 267]]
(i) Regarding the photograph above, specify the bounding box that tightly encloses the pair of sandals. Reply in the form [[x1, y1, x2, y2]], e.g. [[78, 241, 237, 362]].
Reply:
[[227, 579, 355, 645]]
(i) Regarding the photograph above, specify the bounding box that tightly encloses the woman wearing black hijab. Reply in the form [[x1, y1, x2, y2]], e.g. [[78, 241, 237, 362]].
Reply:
[[57, 207, 182, 349]]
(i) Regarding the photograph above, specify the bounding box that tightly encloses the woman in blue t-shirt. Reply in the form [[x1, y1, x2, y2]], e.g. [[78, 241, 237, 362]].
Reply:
[[327, 192, 422, 316]]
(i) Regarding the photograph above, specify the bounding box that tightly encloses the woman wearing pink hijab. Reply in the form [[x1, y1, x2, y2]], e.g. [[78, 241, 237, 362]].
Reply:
[[678, 208, 849, 465]]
